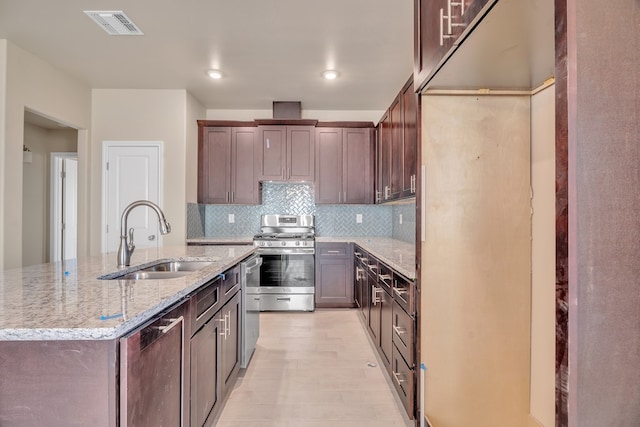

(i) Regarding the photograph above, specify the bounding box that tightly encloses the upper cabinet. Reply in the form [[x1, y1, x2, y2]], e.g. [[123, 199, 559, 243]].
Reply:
[[197, 122, 260, 205], [315, 126, 374, 205], [414, 0, 494, 92], [377, 75, 419, 203], [256, 125, 315, 182]]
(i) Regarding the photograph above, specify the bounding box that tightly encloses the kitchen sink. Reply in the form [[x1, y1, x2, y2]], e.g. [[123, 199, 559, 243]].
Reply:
[[98, 259, 217, 280], [139, 260, 214, 272], [119, 271, 191, 280]]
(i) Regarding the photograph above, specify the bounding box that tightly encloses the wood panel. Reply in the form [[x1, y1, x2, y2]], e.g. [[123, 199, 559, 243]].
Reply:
[[421, 94, 531, 427]]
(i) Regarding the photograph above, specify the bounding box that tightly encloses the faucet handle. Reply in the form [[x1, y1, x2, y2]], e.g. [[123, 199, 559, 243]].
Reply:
[[128, 227, 135, 251]]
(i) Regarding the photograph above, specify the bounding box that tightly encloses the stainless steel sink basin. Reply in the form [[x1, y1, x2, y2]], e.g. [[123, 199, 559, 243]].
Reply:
[[98, 259, 217, 280], [139, 260, 214, 272], [119, 271, 191, 280]]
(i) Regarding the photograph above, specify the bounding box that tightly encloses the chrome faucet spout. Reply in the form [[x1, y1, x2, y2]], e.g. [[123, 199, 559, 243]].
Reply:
[[117, 200, 171, 268]]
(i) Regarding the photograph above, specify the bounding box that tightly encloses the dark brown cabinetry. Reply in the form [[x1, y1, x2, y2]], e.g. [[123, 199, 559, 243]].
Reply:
[[354, 245, 417, 419], [257, 125, 315, 182], [189, 268, 242, 427], [315, 242, 355, 308], [198, 125, 260, 204], [315, 127, 374, 204], [414, 0, 494, 91], [377, 76, 419, 203]]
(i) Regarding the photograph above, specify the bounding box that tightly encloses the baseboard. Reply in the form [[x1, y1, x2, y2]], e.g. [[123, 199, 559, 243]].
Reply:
[[528, 414, 545, 427]]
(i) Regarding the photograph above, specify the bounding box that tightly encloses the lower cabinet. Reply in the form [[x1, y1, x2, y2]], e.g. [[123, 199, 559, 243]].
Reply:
[[189, 277, 241, 427], [354, 244, 417, 420], [315, 242, 355, 308]]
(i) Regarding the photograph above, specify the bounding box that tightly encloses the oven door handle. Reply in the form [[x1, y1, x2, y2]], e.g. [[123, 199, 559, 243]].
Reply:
[[257, 248, 315, 255]]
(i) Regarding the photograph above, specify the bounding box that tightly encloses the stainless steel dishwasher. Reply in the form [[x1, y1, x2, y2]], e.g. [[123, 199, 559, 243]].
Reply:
[[119, 301, 186, 426], [240, 254, 261, 368]]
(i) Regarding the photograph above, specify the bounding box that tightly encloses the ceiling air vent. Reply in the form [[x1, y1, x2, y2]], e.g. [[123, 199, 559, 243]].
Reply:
[[84, 11, 144, 36]]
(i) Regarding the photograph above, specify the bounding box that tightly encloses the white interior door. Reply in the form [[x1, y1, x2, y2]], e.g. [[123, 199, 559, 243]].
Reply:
[[50, 153, 78, 262], [103, 142, 162, 254]]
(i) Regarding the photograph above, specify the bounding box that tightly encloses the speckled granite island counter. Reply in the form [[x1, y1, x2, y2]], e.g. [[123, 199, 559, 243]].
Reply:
[[0, 244, 257, 426], [0, 244, 256, 341], [316, 237, 416, 280]]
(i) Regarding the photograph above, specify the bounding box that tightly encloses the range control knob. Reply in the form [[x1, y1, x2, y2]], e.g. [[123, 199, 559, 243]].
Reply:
[[296, 241, 300, 246], [267, 242, 272, 247], [281, 241, 286, 246]]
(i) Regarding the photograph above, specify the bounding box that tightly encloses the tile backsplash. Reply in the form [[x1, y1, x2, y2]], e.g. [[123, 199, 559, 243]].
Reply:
[[187, 182, 415, 243]]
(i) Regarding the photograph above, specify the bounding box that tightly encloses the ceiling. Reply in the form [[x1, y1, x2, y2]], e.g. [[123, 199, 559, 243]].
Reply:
[[0, 0, 414, 112]]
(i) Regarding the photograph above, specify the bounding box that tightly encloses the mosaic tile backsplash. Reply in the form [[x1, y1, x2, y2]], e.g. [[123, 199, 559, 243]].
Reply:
[[187, 182, 415, 243]]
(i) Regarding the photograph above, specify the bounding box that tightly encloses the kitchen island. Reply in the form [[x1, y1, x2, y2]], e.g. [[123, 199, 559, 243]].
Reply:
[[0, 244, 256, 426]]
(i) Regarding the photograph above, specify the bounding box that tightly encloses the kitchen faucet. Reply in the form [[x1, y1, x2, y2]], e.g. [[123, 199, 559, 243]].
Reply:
[[117, 200, 171, 268]]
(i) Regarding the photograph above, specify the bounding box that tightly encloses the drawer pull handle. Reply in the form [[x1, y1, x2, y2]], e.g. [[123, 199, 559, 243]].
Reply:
[[327, 250, 341, 254], [393, 288, 409, 297], [393, 325, 407, 335], [276, 297, 291, 301], [392, 371, 406, 385]]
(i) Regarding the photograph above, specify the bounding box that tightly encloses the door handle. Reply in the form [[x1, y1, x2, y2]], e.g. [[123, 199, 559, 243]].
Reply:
[[148, 234, 156, 241]]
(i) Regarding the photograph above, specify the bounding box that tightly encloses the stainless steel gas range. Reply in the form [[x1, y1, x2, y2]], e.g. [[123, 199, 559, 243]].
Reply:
[[251, 214, 315, 311]]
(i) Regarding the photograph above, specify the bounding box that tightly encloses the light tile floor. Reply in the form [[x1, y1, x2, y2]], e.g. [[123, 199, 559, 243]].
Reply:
[[215, 309, 414, 427]]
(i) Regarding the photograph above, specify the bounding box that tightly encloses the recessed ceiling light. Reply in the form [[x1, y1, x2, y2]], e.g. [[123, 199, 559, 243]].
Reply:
[[322, 70, 339, 80], [207, 69, 223, 79]]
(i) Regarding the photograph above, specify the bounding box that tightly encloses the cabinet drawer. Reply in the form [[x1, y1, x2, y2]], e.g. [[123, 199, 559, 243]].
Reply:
[[222, 265, 241, 300], [391, 344, 415, 419], [378, 262, 393, 294], [260, 294, 314, 311], [191, 276, 222, 334], [318, 243, 349, 257], [393, 273, 415, 315], [392, 300, 415, 367]]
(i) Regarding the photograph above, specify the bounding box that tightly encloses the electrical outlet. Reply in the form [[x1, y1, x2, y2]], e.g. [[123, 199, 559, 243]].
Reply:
[[356, 214, 363, 223], [399, 214, 403, 225], [228, 214, 235, 223]]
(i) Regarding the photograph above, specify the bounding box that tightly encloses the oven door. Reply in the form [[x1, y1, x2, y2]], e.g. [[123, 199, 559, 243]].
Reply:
[[257, 250, 315, 294]]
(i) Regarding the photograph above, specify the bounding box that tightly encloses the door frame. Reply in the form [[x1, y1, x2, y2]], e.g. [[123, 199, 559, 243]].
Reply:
[[50, 152, 78, 262], [101, 141, 164, 254]]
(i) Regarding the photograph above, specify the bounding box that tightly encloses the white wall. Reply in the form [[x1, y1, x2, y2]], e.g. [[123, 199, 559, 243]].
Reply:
[[91, 89, 205, 255], [206, 108, 385, 124], [1, 40, 91, 270], [186, 92, 205, 203], [0, 40, 7, 271], [529, 85, 556, 427]]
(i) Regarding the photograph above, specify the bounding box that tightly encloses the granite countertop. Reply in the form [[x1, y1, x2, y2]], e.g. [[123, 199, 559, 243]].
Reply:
[[0, 245, 257, 341], [316, 237, 416, 280], [186, 237, 254, 245]]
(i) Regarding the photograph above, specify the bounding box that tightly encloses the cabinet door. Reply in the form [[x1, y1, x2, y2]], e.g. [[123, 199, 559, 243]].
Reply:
[[315, 243, 354, 307], [389, 96, 403, 201], [198, 127, 231, 204], [231, 127, 259, 204], [287, 126, 315, 181], [380, 288, 393, 369], [315, 128, 343, 204], [190, 316, 222, 427], [257, 126, 286, 180], [400, 78, 418, 198], [414, 0, 455, 91], [220, 291, 241, 396], [343, 128, 373, 204], [369, 279, 382, 345], [378, 113, 392, 203]]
